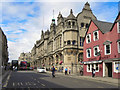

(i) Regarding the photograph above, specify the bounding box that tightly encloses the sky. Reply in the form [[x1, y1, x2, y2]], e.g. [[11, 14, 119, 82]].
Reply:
[[0, 0, 119, 62]]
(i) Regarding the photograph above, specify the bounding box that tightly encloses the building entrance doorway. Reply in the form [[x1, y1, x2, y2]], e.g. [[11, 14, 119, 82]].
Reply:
[[105, 62, 112, 77]]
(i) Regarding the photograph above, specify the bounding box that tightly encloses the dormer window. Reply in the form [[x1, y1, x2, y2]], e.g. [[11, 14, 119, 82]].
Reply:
[[86, 33, 91, 44], [93, 31, 99, 41]]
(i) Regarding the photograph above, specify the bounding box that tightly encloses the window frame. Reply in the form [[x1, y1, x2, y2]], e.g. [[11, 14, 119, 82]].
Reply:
[[114, 61, 120, 73], [117, 21, 120, 33], [86, 33, 91, 44], [87, 64, 99, 72], [104, 44, 111, 55], [117, 41, 120, 53], [80, 37, 84, 46], [93, 46, 100, 57], [86, 48, 91, 58], [67, 40, 71, 45], [93, 30, 99, 41]]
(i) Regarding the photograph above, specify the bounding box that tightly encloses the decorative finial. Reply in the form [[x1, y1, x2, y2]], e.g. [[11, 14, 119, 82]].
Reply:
[[70, 9, 73, 14], [53, 9, 54, 19]]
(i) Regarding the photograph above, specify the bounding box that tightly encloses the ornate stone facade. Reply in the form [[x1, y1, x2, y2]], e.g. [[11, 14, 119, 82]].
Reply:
[[30, 2, 97, 73]]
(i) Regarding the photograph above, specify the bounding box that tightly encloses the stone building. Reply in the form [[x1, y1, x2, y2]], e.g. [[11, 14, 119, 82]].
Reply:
[[0, 27, 8, 69], [18, 52, 32, 65], [30, 2, 97, 73]]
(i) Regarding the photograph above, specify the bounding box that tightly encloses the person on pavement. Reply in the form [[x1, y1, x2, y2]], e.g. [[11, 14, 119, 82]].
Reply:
[[69, 68, 71, 75], [51, 66, 55, 78], [65, 67, 68, 75]]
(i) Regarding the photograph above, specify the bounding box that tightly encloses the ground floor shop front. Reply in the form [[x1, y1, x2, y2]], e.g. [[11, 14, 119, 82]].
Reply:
[[83, 59, 120, 79]]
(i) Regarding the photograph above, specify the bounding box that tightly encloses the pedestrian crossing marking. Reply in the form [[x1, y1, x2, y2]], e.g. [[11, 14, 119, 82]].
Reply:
[[20, 82, 23, 86], [13, 82, 15, 86], [41, 83, 45, 87]]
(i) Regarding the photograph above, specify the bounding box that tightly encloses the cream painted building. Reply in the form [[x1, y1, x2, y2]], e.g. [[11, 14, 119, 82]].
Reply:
[[18, 52, 32, 65], [29, 2, 97, 73]]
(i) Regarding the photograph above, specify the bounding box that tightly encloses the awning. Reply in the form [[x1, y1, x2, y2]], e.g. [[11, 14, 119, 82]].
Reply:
[[59, 61, 63, 64], [83, 60, 102, 64]]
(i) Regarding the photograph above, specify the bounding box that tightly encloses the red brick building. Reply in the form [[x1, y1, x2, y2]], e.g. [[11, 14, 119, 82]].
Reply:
[[83, 12, 120, 79]]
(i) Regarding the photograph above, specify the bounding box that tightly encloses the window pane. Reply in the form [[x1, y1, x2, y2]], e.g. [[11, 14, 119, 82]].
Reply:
[[95, 48, 98, 55], [118, 42, 120, 52], [67, 40, 71, 45], [106, 45, 110, 54], [96, 64, 98, 70], [72, 40, 76, 45], [88, 64, 90, 70], [119, 22, 120, 33]]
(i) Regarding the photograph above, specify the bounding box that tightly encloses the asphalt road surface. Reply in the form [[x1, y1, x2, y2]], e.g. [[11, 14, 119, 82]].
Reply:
[[3, 70, 118, 89]]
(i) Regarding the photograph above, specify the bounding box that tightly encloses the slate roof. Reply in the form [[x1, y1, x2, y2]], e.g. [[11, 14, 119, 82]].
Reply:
[[92, 20, 113, 34]]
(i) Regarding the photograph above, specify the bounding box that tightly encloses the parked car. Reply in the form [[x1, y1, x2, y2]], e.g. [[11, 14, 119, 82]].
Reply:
[[29, 67, 34, 70], [37, 67, 46, 73]]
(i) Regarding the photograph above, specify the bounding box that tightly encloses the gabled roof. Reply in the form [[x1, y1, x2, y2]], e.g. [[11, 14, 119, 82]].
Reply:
[[84, 19, 113, 42], [66, 9, 76, 20], [92, 20, 113, 34]]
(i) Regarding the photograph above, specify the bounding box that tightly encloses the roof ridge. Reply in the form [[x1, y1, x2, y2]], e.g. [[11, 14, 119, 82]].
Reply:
[[92, 19, 113, 24]]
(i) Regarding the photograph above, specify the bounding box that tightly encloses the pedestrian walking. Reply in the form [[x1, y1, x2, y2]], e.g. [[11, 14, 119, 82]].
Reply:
[[69, 68, 71, 74], [92, 68, 96, 77], [93, 69, 96, 77], [51, 66, 55, 78], [65, 67, 68, 75]]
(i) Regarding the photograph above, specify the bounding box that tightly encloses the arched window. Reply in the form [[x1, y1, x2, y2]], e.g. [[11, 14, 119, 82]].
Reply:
[[81, 23, 84, 27], [68, 21, 71, 25], [67, 40, 71, 45], [72, 22, 75, 26]]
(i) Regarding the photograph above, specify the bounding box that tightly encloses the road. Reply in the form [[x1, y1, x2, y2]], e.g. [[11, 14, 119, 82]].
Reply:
[[2, 70, 118, 88]]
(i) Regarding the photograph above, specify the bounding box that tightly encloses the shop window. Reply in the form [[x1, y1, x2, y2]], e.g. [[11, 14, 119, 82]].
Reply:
[[86, 48, 91, 58], [81, 23, 84, 27], [114, 61, 120, 73], [67, 40, 71, 45], [87, 64, 99, 72], [86, 34, 91, 44], [93, 31, 99, 41], [96, 63, 98, 70], [87, 64, 91, 72], [104, 44, 111, 55]]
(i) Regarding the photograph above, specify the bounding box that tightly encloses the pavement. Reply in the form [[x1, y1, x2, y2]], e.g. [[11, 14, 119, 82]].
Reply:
[[46, 70, 119, 86]]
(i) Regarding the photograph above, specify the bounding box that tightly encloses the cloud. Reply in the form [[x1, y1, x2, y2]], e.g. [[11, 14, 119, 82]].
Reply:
[[1, 1, 118, 62]]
